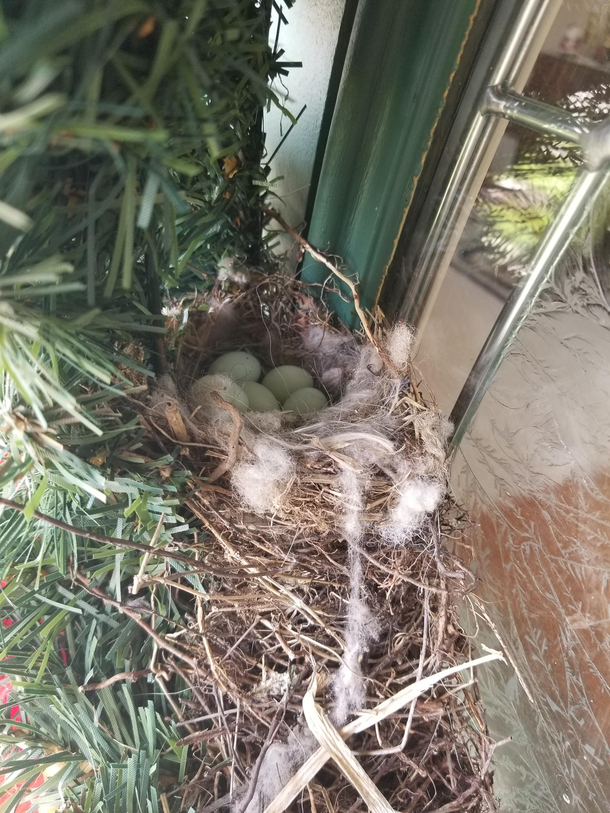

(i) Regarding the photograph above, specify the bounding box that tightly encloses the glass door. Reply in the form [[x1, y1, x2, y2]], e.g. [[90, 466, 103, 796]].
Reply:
[[388, 1, 610, 810]]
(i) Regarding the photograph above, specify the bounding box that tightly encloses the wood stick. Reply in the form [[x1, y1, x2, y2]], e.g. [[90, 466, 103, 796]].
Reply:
[[208, 393, 243, 482], [262, 207, 400, 378], [359, 547, 450, 594], [73, 572, 199, 670], [131, 512, 165, 594], [79, 669, 152, 692], [0, 496, 196, 566]]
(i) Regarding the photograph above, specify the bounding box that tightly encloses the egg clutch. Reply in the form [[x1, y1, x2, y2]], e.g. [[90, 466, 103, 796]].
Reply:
[[189, 350, 328, 416]]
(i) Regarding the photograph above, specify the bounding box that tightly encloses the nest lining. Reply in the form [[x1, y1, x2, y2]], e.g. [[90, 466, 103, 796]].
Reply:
[[140, 273, 499, 813]]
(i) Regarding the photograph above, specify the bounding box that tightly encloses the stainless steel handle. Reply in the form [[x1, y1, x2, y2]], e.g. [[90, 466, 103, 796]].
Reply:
[[449, 84, 610, 444], [399, 0, 610, 446], [450, 164, 610, 445]]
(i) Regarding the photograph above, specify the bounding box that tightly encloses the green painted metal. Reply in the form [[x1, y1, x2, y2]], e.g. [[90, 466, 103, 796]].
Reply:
[[301, 0, 480, 327]]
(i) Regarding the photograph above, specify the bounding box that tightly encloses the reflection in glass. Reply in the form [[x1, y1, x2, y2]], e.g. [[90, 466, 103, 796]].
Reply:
[[415, 4, 610, 414], [453, 222, 610, 810], [408, 3, 610, 811]]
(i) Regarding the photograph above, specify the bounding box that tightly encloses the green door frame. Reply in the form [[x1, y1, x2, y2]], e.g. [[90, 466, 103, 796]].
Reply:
[[301, 0, 482, 328]]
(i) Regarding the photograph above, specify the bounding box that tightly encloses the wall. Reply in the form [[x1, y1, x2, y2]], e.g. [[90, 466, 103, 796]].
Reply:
[[264, 0, 347, 263]]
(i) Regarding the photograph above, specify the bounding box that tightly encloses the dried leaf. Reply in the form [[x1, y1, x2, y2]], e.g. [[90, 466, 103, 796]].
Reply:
[[138, 14, 156, 38], [264, 650, 503, 813], [223, 155, 241, 178], [165, 403, 190, 442], [303, 675, 396, 813]]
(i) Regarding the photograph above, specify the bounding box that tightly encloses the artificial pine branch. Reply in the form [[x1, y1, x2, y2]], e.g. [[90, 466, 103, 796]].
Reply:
[[0, 2, 295, 810]]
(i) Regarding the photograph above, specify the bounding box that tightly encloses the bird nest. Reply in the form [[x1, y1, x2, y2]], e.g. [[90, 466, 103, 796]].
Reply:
[[141, 272, 501, 813]]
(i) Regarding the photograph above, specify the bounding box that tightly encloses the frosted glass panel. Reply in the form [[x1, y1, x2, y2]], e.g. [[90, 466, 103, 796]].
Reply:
[[411, 3, 610, 809], [452, 272, 610, 811]]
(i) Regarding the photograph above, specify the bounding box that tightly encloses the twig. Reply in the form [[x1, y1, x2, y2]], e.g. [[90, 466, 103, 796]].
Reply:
[[199, 791, 237, 813], [238, 683, 292, 813], [0, 496, 196, 567], [423, 777, 481, 813], [178, 727, 237, 746], [307, 785, 318, 813], [189, 501, 344, 646], [73, 571, 199, 670], [359, 547, 450, 594], [169, 630, 273, 731], [176, 708, 240, 727], [401, 594, 429, 753], [454, 670, 486, 733], [147, 415, 214, 448], [156, 673, 197, 736], [479, 736, 512, 779], [431, 575, 448, 670], [192, 480, 233, 497], [468, 596, 534, 704], [131, 512, 165, 594], [208, 393, 243, 482], [79, 669, 152, 692], [202, 633, 230, 695], [142, 563, 284, 581], [262, 207, 400, 377]]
